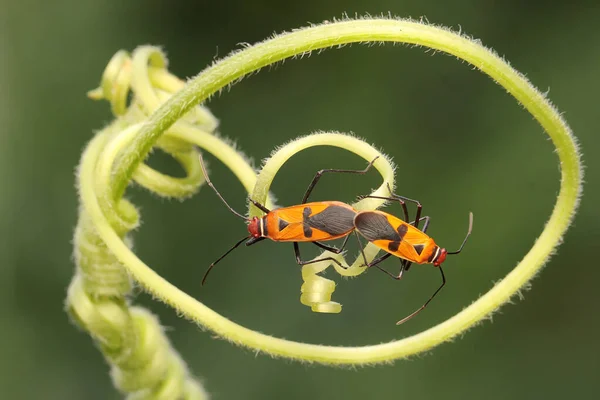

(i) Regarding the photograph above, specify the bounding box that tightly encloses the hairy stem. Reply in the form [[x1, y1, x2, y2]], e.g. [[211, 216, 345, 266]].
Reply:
[[81, 18, 582, 365]]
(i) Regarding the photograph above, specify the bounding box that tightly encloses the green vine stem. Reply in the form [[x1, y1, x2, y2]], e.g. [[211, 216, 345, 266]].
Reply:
[[73, 17, 582, 368]]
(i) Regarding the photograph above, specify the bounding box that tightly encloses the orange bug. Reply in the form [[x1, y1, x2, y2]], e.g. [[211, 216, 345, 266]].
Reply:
[[197, 151, 379, 284], [352, 186, 473, 324]]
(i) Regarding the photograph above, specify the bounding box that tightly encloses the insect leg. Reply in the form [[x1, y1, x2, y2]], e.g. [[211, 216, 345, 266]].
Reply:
[[356, 194, 410, 222], [400, 259, 413, 272], [312, 235, 351, 254], [353, 231, 369, 266], [411, 216, 430, 231], [354, 230, 410, 279], [294, 242, 347, 269], [387, 183, 423, 225], [360, 184, 424, 224], [352, 233, 397, 278], [420, 216, 430, 232], [301, 157, 379, 204], [370, 257, 408, 280], [396, 266, 446, 325], [353, 230, 391, 271]]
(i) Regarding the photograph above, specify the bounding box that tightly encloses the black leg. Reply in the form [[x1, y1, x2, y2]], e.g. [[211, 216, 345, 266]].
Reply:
[[353, 231, 369, 266], [374, 256, 408, 280], [301, 157, 379, 204], [386, 184, 423, 226], [294, 242, 347, 269], [413, 202, 422, 230], [311, 235, 350, 255], [396, 266, 446, 325], [353, 231, 403, 278], [362, 250, 393, 268], [359, 184, 423, 225], [356, 194, 410, 222], [384, 183, 421, 211], [400, 259, 413, 273], [413, 216, 430, 232]]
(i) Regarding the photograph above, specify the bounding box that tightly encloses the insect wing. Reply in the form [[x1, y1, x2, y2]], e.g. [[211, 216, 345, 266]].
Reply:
[[356, 211, 428, 262], [273, 202, 356, 242], [354, 211, 403, 242]]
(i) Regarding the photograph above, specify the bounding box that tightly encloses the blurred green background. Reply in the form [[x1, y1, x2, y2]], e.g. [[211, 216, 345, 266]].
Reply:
[[2, 1, 598, 399]]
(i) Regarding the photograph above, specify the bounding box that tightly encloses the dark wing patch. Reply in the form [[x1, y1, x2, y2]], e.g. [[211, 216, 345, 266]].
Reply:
[[303, 207, 313, 238], [397, 224, 408, 239], [388, 241, 400, 252], [354, 212, 401, 242], [278, 218, 289, 231], [307, 205, 357, 236], [413, 244, 425, 255]]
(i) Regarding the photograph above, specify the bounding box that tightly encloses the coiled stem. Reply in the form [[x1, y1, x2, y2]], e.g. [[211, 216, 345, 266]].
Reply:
[[68, 49, 216, 399], [71, 17, 582, 371]]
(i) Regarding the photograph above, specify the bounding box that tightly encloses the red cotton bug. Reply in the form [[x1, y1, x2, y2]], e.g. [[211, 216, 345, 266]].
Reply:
[[197, 151, 379, 284], [352, 186, 473, 325]]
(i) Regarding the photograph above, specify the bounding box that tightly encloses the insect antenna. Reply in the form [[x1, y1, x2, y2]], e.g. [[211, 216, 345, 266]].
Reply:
[[447, 212, 474, 255], [396, 266, 446, 325], [202, 235, 250, 285], [197, 150, 247, 220]]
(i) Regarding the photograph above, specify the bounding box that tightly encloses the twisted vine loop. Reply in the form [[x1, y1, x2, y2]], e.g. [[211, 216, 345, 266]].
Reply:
[[68, 48, 217, 399], [70, 17, 582, 378]]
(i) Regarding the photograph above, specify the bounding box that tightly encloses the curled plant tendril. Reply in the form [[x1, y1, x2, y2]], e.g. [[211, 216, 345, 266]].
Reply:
[[251, 133, 397, 313], [68, 48, 221, 399], [70, 17, 582, 376]]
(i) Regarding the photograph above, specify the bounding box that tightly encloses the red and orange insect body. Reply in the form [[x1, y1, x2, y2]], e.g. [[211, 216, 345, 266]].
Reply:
[[247, 201, 357, 243], [352, 187, 473, 325], [354, 211, 447, 267], [196, 149, 379, 284]]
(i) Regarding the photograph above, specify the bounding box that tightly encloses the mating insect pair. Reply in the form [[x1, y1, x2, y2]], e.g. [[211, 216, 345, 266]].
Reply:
[[198, 152, 473, 325]]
